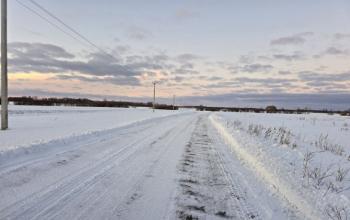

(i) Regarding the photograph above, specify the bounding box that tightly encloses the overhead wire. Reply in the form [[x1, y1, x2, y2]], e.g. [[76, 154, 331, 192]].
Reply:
[[15, 0, 135, 75], [15, 0, 90, 48], [28, 0, 115, 59]]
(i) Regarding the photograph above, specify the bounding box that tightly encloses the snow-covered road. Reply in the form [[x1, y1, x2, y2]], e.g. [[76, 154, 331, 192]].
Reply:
[[0, 111, 305, 219]]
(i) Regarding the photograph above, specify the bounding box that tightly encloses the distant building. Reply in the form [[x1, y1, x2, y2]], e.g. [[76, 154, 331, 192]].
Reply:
[[266, 105, 277, 113]]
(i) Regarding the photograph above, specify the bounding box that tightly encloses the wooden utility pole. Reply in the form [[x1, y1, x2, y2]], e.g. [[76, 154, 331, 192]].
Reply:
[[173, 95, 175, 110], [153, 82, 156, 112], [1, 0, 8, 130]]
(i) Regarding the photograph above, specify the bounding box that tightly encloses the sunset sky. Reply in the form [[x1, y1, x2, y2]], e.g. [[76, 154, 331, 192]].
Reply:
[[5, 0, 350, 109]]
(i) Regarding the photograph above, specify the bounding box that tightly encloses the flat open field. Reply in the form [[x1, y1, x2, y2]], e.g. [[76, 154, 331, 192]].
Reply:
[[0, 105, 349, 219]]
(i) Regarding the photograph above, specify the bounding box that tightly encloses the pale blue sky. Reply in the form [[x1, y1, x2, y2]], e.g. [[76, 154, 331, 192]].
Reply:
[[10, 0, 350, 56], [5, 0, 350, 109]]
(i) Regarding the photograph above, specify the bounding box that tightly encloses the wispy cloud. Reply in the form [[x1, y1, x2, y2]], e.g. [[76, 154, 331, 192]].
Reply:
[[334, 33, 350, 40], [241, 63, 273, 73], [270, 32, 313, 46], [273, 51, 305, 61], [125, 26, 152, 40]]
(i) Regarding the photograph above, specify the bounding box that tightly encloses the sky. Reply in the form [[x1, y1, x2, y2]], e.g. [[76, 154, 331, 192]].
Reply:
[[3, 0, 350, 109]]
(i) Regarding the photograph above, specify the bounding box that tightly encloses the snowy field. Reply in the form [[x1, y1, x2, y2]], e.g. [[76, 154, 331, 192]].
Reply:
[[0, 105, 184, 152], [214, 112, 350, 220], [0, 105, 349, 219]]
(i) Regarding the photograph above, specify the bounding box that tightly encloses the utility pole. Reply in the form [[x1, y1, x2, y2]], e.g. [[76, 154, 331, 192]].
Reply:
[[153, 81, 156, 112], [173, 95, 176, 110], [1, 0, 8, 130]]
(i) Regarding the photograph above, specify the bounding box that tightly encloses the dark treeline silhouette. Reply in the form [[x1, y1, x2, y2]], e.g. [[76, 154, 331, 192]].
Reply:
[[2, 96, 349, 115], [185, 105, 350, 116], [4, 96, 178, 110]]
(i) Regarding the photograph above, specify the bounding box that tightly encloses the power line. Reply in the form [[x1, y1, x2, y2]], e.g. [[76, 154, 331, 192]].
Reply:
[[15, 0, 90, 48], [15, 0, 135, 75], [28, 0, 118, 61]]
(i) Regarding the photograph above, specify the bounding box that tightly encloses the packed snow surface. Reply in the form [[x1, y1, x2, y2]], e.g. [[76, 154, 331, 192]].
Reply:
[[0, 106, 349, 219]]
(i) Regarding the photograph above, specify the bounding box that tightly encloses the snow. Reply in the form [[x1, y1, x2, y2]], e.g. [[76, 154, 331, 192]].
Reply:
[[214, 112, 350, 220], [1, 106, 349, 219], [0, 105, 186, 153]]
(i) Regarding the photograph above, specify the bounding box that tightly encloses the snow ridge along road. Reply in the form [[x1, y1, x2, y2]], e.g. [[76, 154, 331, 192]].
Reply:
[[210, 115, 321, 220], [1, 110, 304, 220]]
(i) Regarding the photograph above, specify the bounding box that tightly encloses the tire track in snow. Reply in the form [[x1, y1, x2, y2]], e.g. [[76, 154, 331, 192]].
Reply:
[[0, 114, 195, 220], [176, 115, 261, 219]]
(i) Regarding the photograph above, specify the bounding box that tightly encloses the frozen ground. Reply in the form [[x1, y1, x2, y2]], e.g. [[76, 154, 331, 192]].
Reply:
[[0, 105, 349, 219]]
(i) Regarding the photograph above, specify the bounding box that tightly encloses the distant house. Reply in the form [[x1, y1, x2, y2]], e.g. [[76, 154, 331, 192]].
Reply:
[[266, 105, 277, 113]]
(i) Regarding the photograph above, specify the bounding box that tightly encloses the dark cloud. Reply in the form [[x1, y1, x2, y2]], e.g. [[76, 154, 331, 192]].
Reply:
[[176, 53, 201, 63], [257, 56, 272, 61], [9, 42, 140, 78], [270, 32, 313, 46], [172, 68, 199, 75], [9, 42, 74, 59], [9, 42, 206, 87], [298, 71, 350, 82], [334, 33, 350, 40], [324, 47, 348, 56], [208, 76, 224, 81], [202, 81, 241, 89], [180, 63, 194, 69], [239, 55, 255, 64], [234, 77, 296, 87], [273, 52, 305, 61], [298, 71, 350, 92], [278, 70, 293, 75], [8, 42, 179, 86], [241, 63, 273, 73]]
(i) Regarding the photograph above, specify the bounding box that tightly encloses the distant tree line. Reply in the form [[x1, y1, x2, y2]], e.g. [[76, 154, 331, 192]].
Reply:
[[4, 96, 178, 110], [186, 105, 350, 116], [2, 97, 349, 115]]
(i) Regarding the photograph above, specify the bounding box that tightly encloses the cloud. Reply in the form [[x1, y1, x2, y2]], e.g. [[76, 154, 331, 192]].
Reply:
[[125, 26, 152, 40], [172, 67, 199, 75], [278, 70, 293, 75], [9, 42, 74, 59], [241, 63, 273, 73], [176, 53, 201, 63], [273, 52, 305, 61], [8, 41, 208, 88], [239, 55, 255, 64], [54, 74, 140, 86], [324, 47, 348, 56], [175, 8, 196, 20], [8, 42, 170, 86], [298, 71, 350, 82], [270, 32, 313, 46], [234, 77, 296, 87], [334, 33, 350, 40]]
